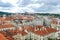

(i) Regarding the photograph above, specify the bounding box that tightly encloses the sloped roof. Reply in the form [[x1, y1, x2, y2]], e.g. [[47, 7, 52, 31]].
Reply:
[[22, 25, 34, 32], [35, 27, 58, 36], [4, 23, 14, 28], [4, 17, 12, 20], [45, 27, 58, 33], [34, 25, 43, 29], [0, 33, 7, 40], [19, 30, 27, 36]]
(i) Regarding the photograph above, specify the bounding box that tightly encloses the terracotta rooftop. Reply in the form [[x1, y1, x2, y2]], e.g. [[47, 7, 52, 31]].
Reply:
[[19, 30, 27, 36], [22, 25, 34, 32], [35, 30, 46, 36], [8, 28, 19, 35], [0, 31, 14, 40], [0, 25, 4, 28], [7, 27, 27, 36], [18, 16, 23, 20], [45, 27, 58, 33], [0, 17, 4, 21], [34, 25, 43, 29], [35, 26, 58, 36], [0, 22, 14, 28], [4, 23, 14, 28], [0, 33, 7, 40], [4, 17, 12, 21], [18, 15, 35, 20]]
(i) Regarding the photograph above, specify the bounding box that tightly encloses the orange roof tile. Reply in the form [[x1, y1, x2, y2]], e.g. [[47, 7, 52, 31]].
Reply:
[[35, 28, 50, 36], [19, 31, 27, 36], [45, 27, 53, 33], [45, 27, 58, 33], [4, 17, 12, 20], [0, 25, 4, 28], [0, 33, 7, 40], [8, 28, 27, 36], [42, 29, 49, 34], [8, 28, 20, 35], [18, 16, 23, 20], [35, 26, 58, 36], [22, 16, 35, 20], [0, 22, 14, 28], [0, 31, 14, 40], [4, 23, 14, 28], [49, 28, 58, 32], [34, 25, 43, 29], [18, 15, 24, 20], [22, 25, 34, 32], [35, 30, 46, 36], [6, 36, 14, 40], [23, 17, 29, 20]]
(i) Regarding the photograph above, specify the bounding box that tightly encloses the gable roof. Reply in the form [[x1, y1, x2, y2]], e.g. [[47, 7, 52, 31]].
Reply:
[[35, 26, 58, 36]]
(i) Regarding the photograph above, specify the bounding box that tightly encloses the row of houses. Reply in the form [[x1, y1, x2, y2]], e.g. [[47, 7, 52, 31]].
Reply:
[[12, 25, 58, 40], [0, 14, 59, 40]]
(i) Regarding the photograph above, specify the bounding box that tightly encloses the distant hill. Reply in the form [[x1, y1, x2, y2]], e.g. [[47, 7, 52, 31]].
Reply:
[[0, 11, 60, 18], [0, 11, 11, 15]]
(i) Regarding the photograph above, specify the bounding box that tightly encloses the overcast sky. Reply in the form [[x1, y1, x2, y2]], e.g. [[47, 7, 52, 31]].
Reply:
[[0, 0, 60, 13]]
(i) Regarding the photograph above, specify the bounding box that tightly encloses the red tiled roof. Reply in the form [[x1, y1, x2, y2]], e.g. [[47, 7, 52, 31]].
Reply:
[[35, 26, 58, 36], [5, 24, 14, 28], [0, 33, 7, 40], [8, 28, 19, 35], [23, 17, 31, 20], [49, 28, 58, 32], [18, 16, 23, 20], [0, 17, 4, 21], [22, 25, 34, 32], [8, 28, 27, 36], [0, 25, 4, 28], [35, 30, 46, 36], [4, 17, 12, 20], [6, 36, 14, 40], [34, 25, 43, 29], [19, 31, 27, 36], [0, 22, 14, 28], [4, 23, 14, 28], [0, 31, 14, 40], [42, 29, 49, 35], [45, 27, 58, 33]]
